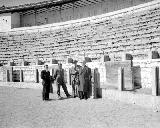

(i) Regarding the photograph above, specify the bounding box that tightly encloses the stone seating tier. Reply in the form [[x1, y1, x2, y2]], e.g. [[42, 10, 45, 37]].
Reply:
[[0, 1, 160, 65]]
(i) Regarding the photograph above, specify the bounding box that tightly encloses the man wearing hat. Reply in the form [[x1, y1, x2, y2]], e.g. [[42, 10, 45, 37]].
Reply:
[[70, 60, 81, 98], [79, 60, 92, 100]]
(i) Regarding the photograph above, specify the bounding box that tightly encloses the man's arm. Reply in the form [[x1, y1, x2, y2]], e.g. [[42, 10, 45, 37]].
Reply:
[[79, 67, 82, 75], [53, 69, 57, 80], [41, 70, 45, 80], [88, 68, 92, 81], [62, 69, 66, 82]]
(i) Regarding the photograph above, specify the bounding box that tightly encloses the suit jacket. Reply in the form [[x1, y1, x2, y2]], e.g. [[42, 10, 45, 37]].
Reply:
[[79, 65, 91, 92], [41, 70, 51, 86], [54, 68, 65, 84]]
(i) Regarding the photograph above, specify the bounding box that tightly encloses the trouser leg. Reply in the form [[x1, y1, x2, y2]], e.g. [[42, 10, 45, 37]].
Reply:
[[84, 92, 88, 100], [42, 86, 45, 100], [78, 91, 84, 99], [45, 93, 49, 100], [88, 82, 92, 98], [78, 91, 81, 99], [42, 91, 45, 100], [56, 83, 61, 96], [46, 85, 50, 100], [75, 84, 78, 96], [72, 83, 76, 97], [62, 82, 70, 97]]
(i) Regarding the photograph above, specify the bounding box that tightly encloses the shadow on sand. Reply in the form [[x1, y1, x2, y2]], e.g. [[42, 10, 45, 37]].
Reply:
[[44, 96, 74, 101], [58, 96, 75, 100]]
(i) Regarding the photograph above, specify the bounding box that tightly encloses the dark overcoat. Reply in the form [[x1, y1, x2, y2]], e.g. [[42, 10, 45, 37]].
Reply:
[[41, 70, 51, 94], [79, 65, 91, 92]]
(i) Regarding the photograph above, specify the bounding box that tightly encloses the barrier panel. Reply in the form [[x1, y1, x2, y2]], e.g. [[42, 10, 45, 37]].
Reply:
[[1, 60, 160, 97], [103, 60, 133, 90], [152, 67, 160, 96]]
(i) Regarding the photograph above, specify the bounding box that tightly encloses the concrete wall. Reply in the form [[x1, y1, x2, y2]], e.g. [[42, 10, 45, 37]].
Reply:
[[21, 0, 153, 27], [0, 58, 160, 91], [0, 13, 11, 31], [86, 61, 133, 90], [133, 59, 160, 88], [0, 12, 20, 31], [0, 0, 154, 30], [0, 64, 67, 83], [22, 13, 36, 27], [11, 13, 20, 28]]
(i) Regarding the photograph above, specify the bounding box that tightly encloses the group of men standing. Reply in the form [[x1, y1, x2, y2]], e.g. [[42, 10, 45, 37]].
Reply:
[[70, 60, 92, 100], [41, 60, 92, 101]]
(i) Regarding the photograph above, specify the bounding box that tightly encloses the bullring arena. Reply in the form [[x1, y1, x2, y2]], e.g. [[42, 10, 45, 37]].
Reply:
[[1, 0, 160, 128]]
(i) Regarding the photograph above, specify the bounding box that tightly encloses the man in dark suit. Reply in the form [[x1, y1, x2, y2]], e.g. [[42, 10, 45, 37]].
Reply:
[[54, 63, 71, 99], [79, 61, 92, 100], [41, 65, 51, 101]]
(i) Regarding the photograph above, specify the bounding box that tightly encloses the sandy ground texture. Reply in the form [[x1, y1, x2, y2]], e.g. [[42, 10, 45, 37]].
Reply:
[[0, 86, 160, 128]]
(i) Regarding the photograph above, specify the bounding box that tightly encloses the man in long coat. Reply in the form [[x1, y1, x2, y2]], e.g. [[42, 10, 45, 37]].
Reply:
[[41, 65, 51, 101], [54, 63, 71, 99], [79, 61, 92, 100]]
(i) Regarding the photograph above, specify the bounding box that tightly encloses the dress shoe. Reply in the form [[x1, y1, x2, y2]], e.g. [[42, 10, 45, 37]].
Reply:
[[58, 95, 62, 99], [67, 94, 72, 98]]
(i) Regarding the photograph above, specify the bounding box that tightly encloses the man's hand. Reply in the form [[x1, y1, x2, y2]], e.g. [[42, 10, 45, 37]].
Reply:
[[50, 76, 55, 83]]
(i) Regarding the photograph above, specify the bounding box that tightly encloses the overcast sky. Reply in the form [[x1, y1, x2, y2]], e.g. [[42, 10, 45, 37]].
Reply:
[[0, 0, 48, 7]]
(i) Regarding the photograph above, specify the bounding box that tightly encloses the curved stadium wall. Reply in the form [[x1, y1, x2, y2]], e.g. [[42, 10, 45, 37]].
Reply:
[[0, 0, 160, 65]]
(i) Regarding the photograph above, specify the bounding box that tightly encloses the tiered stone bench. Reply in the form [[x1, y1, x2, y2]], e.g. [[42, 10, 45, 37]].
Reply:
[[0, 1, 160, 65]]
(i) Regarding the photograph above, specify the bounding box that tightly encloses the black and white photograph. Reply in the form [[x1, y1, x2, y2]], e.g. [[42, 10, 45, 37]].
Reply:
[[0, 0, 160, 127]]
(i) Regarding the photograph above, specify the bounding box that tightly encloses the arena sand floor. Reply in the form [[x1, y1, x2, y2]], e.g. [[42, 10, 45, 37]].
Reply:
[[0, 86, 160, 128]]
